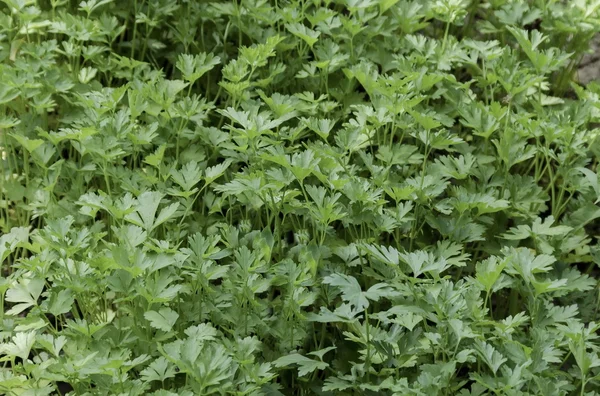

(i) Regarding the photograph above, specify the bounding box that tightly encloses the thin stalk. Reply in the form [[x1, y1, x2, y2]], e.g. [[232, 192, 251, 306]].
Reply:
[[441, 21, 451, 53], [131, 0, 139, 59], [364, 309, 372, 380]]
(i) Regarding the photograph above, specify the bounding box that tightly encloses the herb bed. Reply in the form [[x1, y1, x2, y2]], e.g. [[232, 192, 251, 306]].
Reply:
[[2, 0, 600, 395]]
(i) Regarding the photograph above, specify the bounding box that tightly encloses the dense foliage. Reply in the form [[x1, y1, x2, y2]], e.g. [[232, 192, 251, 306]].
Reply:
[[3, 0, 600, 394]]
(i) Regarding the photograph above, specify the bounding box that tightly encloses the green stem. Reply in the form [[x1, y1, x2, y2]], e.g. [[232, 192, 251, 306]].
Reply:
[[131, 0, 138, 59], [441, 21, 451, 53], [364, 309, 371, 380]]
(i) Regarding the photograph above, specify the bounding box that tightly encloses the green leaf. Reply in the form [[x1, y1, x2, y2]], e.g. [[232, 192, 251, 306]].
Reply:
[[45, 289, 75, 316], [0, 83, 19, 104], [205, 159, 233, 184], [176, 53, 221, 84], [10, 134, 44, 153], [5, 278, 44, 316], [323, 273, 370, 311], [126, 191, 163, 230], [0, 227, 29, 263], [475, 256, 506, 292], [125, 191, 179, 231], [273, 353, 329, 377], [0, 331, 36, 360], [154, 202, 180, 230], [140, 356, 177, 383], [578, 167, 600, 203], [144, 308, 179, 332], [474, 340, 507, 375], [144, 144, 167, 168], [170, 161, 203, 192], [285, 23, 320, 48]]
